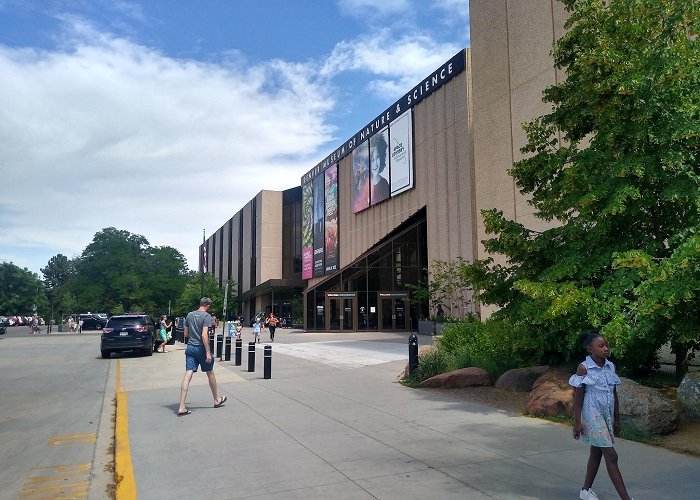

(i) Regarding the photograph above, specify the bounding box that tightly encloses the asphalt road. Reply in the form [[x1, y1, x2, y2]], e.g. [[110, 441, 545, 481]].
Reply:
[[0, 327, 113, 499]]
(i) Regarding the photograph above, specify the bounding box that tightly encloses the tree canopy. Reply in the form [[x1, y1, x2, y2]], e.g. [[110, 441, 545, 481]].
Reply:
[[0, 262, 45, 315], [463, 0, 699, 377], [65, 227, 191, 316]]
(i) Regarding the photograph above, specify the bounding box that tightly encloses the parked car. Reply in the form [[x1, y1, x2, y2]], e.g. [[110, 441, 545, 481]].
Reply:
[[65, 313, 108, 330], [100, 313, 157, 358]]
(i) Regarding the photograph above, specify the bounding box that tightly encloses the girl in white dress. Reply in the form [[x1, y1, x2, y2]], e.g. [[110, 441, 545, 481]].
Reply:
[[569, 330, 633, 500]]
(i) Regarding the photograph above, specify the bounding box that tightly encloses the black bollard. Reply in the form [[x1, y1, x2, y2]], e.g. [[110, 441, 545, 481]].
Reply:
[[235, 339, 242, 366], [209, 334, 214, 356], [224, 336, 232, 361], [408, 333, 418, 376], [216, 334, 224, 359], [263, 345, 272, 379], [247, 341, 256, 372]]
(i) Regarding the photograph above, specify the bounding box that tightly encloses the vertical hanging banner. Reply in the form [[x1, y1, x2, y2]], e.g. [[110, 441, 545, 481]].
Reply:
[[351, 140, 370, 213], [324, 164, 338, 273], [301, 182, 313, 279], [370, 127, 390, 206], [390, 109, 413, 195], [312, 174, 325, 277]]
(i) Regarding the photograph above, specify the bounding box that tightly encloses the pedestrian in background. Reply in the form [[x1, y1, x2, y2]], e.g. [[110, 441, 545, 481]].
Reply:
[[159, 315, 172, 353], [265, 312, 279, 342], [177, 297, 227, 416], [253, 318, 261, 343], [235, 316, 243, 341]]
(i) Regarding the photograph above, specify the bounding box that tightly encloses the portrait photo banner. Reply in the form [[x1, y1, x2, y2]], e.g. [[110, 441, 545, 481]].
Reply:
[[352, 140, 370, 213], [312, 174, 325, 277], [370, 127, 390, 206], [324, 164, 338, 273], [301, 182, 313, 279], [390, 109, 413, 196]]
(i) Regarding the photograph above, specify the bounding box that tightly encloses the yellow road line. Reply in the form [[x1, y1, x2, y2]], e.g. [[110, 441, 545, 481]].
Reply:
[[19, 464, 90, 499], [48, 433, 96, 446], [30, 464, 90, 472], [24, 472, 87, 484], [115, 359, 136, 499]]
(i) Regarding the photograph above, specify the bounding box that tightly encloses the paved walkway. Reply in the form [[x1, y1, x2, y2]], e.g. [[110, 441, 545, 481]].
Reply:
[[116, 330, 699, 499]]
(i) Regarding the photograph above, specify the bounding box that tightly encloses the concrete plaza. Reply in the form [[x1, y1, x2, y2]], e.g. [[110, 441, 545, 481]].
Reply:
[[116, 330, 699, 499]]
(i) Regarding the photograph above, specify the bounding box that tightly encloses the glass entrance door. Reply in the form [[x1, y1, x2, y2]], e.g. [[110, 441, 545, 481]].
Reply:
[[381, 298, 393, 330], [325, 293, 357, 332], [378, 293, 409, 331], [328, 298, 341, 331], [342, 298, 354, 330], [394, 299, 407, 330]]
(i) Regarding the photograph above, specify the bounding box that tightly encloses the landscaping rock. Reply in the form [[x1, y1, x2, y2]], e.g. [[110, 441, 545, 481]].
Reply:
[[678, 372, 700, 422], [495, 366, 550, 392], [617, 378, 679, 434], [420, 367, 491, 388], [526, 370, 574, 417]]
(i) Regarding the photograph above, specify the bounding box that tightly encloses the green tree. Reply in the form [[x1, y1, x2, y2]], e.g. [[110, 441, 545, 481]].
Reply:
[[174, 273, 227, 317], [41, 254, 74, 290], [66, 228, 190, 316], [0, 262, 45, 316], [144, 246, 190, 316], [408, 258, 473, 320], [41, 254, 75, 323], [463, 0, 699, 376]]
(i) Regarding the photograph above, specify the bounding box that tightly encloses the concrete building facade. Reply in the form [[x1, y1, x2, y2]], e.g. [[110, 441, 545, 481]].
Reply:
[[202, 2, 567, 330], [203, 188, 303, 324], [470, 0, 567, 316]]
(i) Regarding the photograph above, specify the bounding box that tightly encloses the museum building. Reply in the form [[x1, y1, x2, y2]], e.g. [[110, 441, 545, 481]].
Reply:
[[202, 0, 568, 331]]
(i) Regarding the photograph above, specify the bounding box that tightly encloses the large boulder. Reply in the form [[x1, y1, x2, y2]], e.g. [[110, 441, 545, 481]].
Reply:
[[526, 370, 574, 417], [617, 378, 679, 434], [420, 367, 491, 388], [495, 366, 550, 392], [677, 372, 700, 422]]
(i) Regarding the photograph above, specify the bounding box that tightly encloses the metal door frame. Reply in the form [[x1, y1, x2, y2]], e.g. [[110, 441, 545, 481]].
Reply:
[[377, 292, 410, 331], [325, 292, 357, 332]]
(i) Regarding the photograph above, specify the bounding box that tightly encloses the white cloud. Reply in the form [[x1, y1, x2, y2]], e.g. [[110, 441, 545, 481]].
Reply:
[[321, 30, 462, 100], [0, 3, 469, 275], [0, 18, 335, 272]]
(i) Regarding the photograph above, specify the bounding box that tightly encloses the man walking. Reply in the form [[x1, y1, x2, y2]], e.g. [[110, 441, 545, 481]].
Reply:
[[177, 297, 227, 416]]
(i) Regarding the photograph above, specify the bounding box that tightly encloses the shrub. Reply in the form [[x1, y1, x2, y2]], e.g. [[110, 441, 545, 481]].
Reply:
[[416, 348, 451, 380], [438, 315, 479, 354], [403, 348, 451, 385], [438, 318, 538, 380]]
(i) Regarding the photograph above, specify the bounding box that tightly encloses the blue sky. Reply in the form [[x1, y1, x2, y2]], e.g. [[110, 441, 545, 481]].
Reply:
[[0, 0, 469, 275]]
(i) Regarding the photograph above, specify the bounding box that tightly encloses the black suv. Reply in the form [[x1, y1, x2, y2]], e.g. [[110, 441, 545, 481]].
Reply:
[[81, 313, 109, 330], [66, 313, 109, 330], [100, 313, 157, 358]]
